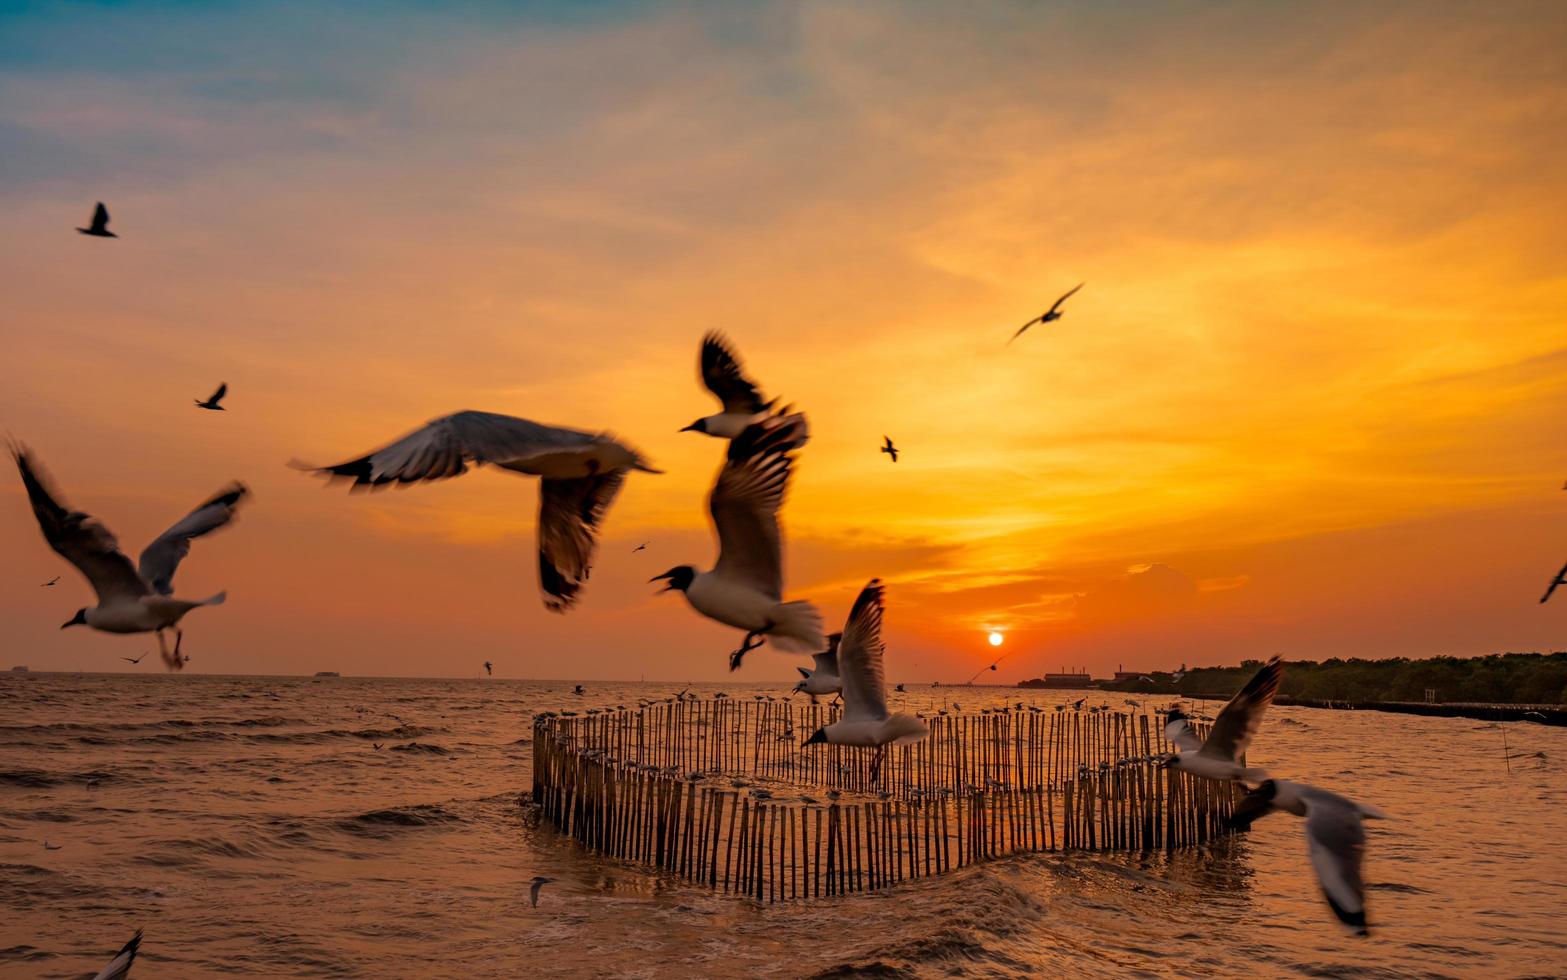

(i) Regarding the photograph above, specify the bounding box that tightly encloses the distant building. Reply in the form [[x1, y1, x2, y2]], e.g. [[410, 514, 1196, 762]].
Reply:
[[1018, 672, 1094, 690]]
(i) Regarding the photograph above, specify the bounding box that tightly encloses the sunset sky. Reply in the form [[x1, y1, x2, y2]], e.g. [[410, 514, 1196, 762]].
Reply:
[[2, 1, 1564, 681]]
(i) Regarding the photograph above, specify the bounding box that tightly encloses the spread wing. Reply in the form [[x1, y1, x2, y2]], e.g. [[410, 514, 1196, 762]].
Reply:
[[837, 579, 890, 722], [1226, 783, 1281, 831], [1047, 281, 1084, 315], [92, 202, 110, 231], [209, 382, 227, 403], [91, 929, 142, 980], [138, 482, 249, 596], [1162, 709, 1203, 753], [1200, 656, 1281, 761], [1007, 317, 1040, 343], [295, 411, 603, 489], [811, 633, 842, 676], [13, 448, 149, 604], [700, 332, 769, 414], [536, 470, 626, 612], [708, 414, 807, 597], [1301, 787, 1370, 935]]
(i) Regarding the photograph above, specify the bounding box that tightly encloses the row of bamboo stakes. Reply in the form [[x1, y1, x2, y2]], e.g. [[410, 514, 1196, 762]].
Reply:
[[531, 698, 1242, 902]]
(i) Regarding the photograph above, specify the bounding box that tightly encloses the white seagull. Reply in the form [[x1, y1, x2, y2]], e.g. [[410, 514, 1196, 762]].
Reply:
[[1228, 779, 1387, 936], [1162, 656, 1280, 784], [294, 411, 660, 612], [91, 929, 142, 980], [793, 632, 843, 701], [14, 447, 246, 670], [681, 333, 779, 438], [652, 413, 824, 669], [803, 579, 928, 778]]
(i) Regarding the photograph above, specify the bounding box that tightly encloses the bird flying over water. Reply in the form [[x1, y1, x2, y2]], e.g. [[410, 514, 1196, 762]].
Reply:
[[14, 447, 246, 670], [529, 875, 554, 908], [194, 383, 228, 411], [484, 660, 492, 676], [76, 202, 116, 239], [682, 333, 780, 438], [40, 575, 59, 587], [121, 653, 147, 665], [294, 411, 660, 612], [652, 413, 824, 670], [90, 929, 142, 980], [1227, 779, 1386, 936], [1163, 656, 1280, 784], [880, 436, 898, 463], [1540, 561, 1567, 603], [1009, 282, 1083, 343], [794, 632, 843, 701]]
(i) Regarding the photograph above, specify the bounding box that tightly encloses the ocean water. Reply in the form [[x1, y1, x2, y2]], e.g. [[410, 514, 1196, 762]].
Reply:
[[0, 673, 1563, 979]]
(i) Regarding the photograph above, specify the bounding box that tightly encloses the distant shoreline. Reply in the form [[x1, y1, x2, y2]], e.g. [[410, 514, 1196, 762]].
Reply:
[[1188, 692, 1566, 727]]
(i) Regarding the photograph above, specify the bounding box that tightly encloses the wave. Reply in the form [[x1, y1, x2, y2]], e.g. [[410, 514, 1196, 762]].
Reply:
[[339, 803, 462, 834], [389, 741, 451, 755]]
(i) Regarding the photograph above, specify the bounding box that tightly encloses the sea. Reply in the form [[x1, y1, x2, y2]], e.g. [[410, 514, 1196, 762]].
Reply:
[[1, 673, 1563, 978]]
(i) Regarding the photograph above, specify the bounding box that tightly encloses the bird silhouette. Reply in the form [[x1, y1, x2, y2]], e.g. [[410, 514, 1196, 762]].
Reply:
[[633, 542, 648, 553], [880, 435, 898, 463], [484, 660, 493, 676], [529, 875, 554, 908], [76, 202, 116, 238], [40, 576, 59, 587], [1009, 282, 1084, 343], [121, 653, 147, 665], [372, 742, 384, 750], [195, 383, 228, 411], [1541, 561, 1567, 604]]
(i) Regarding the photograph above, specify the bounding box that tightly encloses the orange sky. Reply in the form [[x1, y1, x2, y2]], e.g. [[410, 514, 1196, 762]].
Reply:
[[2, 2, 1565, 681]]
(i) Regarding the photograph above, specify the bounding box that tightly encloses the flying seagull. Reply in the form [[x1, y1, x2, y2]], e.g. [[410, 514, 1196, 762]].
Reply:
[[194, 383, 228, 411], [90, 929, 142, 980], [1009, 282, 1084, 343], [121, 653, 147, 665], [294, 411, 660, 612], [682, 333, 779, 438], [484, 660, 493, 676], [14, 447, 247, 670], [633, 542, 648, 553], [803, 580, 928, 780], [1540, 561, 1567, 603], [529, 875, 554, 908], [965, 655, 1006, 685], [1163, 656, 1280, 784], [76, 202, 117, 239], [880, 436, 898, 463], [652, 413, 825, 670], [1227, 779, 1387, 936], [794, 632, 843, 702], [41, 575, 59, 587]]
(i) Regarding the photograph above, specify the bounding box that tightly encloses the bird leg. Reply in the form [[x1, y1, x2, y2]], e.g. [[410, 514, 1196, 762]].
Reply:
[[727, 623, 774, 672], [869, 745, 887, 783]]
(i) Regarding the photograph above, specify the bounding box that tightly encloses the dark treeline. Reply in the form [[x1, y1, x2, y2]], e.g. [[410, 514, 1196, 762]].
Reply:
[[1105, 652, 1567, 705]]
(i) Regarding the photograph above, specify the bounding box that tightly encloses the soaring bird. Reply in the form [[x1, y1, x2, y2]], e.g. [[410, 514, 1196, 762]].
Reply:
[[652, 413, 824, 670], [880, 436, 898, 463], [294, 411, 659, 612], [1163, 656, 1281, 784], [1540, 560, 1567, 603], [794, 632, 843, 701], [14, 447, 246, 670], [633, 542, 648, 553], [195, 383, 228, 411], [76, 202, 116, 239], [40, 576, 59, 587], [529, 875, 554, 908], [484, 660, 493, 676], [681, 333, 779, 438], [803, 580, 928, 779], [90, 929, 142, 980], [1009, 282, 1083, 343], [1227, 779, 1387, 936], [121, 653, 147, 665]]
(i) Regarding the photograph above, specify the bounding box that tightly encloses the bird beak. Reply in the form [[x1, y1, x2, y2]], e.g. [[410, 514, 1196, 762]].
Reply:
[[679, 422, 700, 433], [803, 729, 828, 746]]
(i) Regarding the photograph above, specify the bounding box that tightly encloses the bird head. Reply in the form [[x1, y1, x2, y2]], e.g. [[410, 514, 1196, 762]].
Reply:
[[679, 418, 708, 434], [803, 727, 828, 746], [649, 566, 696, 593], [60, 608, 87, 630]]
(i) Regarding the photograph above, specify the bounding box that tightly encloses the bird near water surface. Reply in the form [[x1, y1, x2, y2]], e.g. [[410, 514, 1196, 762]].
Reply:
[[1163, 656, 1281, 784]]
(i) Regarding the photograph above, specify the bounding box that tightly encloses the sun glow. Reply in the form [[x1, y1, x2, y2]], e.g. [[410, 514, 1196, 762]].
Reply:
[[987, 632, 1004, 647]]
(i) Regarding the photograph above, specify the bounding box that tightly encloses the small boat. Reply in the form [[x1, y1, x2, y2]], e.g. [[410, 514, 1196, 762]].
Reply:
[[314, 671, 341, 678], [9, 666, 28, 673]]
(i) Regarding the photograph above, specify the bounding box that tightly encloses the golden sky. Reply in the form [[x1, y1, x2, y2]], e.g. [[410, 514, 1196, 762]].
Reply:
[[2, 1, 1564, 681]]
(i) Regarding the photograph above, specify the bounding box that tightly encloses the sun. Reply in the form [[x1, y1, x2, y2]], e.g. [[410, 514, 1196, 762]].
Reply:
[[987, 632, 1004, 647]]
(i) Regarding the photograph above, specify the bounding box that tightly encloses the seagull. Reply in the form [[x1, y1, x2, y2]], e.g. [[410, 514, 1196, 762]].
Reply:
[[794, 633, 843, 701], [1009, 282, 1083, 343], [633, 542, 649, 553], [1072, 697, 1086, 710], [44, 840, 61, 850], [880, 436, 898, 463], [1163, 656, 1281, 784], [1540, 561, 1567, 603], [681, 332, 779, 438], [652, 414, 824, 670], [484, 660, 493, 676], [90, 929, 142, 980], [194, 383, 228, 411], [14, 447, 247, 670], [1227, 779, 1387, 936], [40, 576, 59, 587], [803, 580, 928, 780], [529, 875, 554, 908], [573, 684, 585, 696], [294, 411, 660, 612], [76, 202, 117, 239], [120, 654, 147, 665]]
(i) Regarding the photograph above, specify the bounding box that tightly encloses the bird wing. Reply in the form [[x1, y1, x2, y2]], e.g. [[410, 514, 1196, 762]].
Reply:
[[209, 382, 227, 403], [536, 469, 627, 612], [700, 332, 769, 414], [1046, 281, 1084, 315], [13, 448, 150, 604], [1300, 786, 1370, 934], [296, 411, 603, 489], [91, 929, 142, 980], [811, 633, 842, 676], [137, 482, 248, 595], [1162, 710, 1204, 753], [92, 202, 110, 231], [837, 579, 890, 723], [1541, 561, 1567, 603], [1007, 318, 1040, 343], [708, 414, 807, 597], [1199, 656, 1281, 761], [1226, 784, 1281, 831]]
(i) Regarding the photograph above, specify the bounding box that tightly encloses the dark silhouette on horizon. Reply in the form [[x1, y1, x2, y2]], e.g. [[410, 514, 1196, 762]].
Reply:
[[195, 382, 228, 411], [484, 660, 492, 676], [76, 202, 116, 238], [1009, 282, 1084, 343]]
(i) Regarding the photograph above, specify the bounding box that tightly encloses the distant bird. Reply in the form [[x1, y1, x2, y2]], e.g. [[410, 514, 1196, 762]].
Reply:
[[653, 414, 824, 670], [294, 411, 660, 612], [895, 683, 905, 692], [1163, 656, 1281, 784], [1228, 779, 1387, 935], [1540, 561, 1567, 604], [529, 875, 554, 908], [966, 655, 1006, 685], [120, 654, 146, 665], [794, 633, 843, 701], [76, 202, 116, 239], [880, 436, 898, 463], [1072, 697, 1086, 710], [1009, 282, 1083, 343], [14, 447, 247, 670], [90, 929, 142, 980], [194, 383, 228, 411], [803, 580, 928, 780], [44, 840, 61, 850], [573, 684, 585, 696], [682, 333, 778, 438], [484, 660, 493, 676], [372, 742, 384, 750], [633, 542, 649, 553], [40, 576, 59, 587]]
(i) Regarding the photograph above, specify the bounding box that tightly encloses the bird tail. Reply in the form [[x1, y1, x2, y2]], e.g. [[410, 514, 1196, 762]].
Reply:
[[766, 601, 825, 654], [1357, 801, 1389, 820], [199, 591, 228, 606]]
